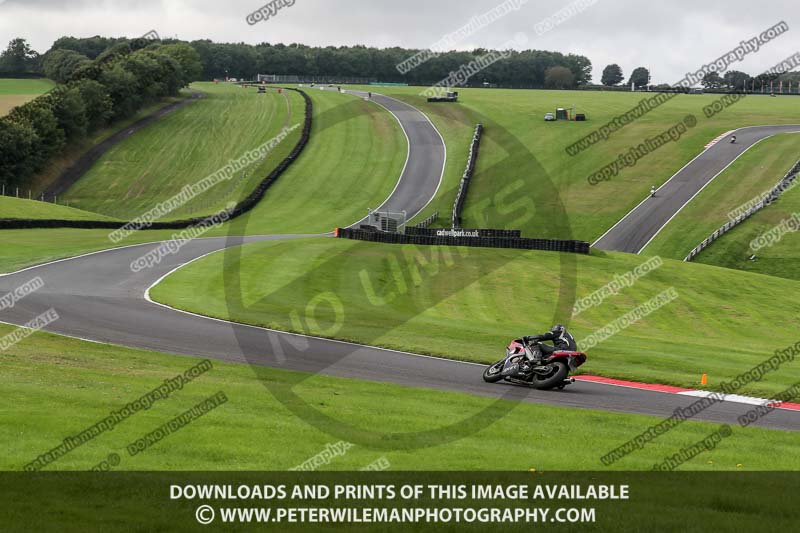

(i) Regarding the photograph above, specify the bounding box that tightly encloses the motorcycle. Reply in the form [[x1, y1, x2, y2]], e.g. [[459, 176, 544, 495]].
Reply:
[[482, 338, 587, 390], [730, 135, 737, 144]]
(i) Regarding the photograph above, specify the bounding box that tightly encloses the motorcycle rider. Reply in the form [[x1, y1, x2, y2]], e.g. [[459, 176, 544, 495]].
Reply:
[[730, 135, 737, 144], [520, 324, 577, 371]]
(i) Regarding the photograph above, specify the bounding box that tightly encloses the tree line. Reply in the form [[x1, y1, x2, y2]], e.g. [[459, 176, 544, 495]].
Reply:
[[0, 34, 593, 192], [2, 33, 797, 191], [0, 39, 203, 189], [599, 63, 792, 91], [3, 36, 593, 88], [4, 35, 797, 91]]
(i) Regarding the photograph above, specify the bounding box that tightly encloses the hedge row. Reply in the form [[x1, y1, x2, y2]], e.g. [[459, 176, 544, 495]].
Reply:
[[452, 123, 483, 228], [0, 87, 313, 231], [336, 227, 590, 254]]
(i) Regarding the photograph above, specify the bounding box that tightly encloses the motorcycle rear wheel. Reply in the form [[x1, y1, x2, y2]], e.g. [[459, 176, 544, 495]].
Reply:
[[530, 361, 569, 390]]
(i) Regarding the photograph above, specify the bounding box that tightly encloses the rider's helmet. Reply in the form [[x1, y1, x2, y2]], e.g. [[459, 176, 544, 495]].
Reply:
[[551, 324, 565, 334]]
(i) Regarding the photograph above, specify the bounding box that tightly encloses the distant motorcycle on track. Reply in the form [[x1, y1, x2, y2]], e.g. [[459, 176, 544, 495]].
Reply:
[[482, 338, 587, 390]]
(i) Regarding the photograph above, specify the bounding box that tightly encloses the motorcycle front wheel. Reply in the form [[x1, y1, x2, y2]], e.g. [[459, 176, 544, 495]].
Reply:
[[482, 359, 507, 383], [530, 361, 569, 390]]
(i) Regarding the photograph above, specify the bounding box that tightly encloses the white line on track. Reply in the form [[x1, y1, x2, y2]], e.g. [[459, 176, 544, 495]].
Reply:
[[330, 88, 447, 229], [635, 133, 794, 254]]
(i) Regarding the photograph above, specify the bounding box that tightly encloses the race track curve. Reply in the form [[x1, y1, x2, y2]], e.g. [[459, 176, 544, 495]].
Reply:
[[593, 124, 800, 253], [1, 95, 798, 433]]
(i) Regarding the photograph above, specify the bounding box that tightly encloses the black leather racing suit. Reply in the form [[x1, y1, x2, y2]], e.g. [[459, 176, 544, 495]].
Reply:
[[525, 327, 577, 362]]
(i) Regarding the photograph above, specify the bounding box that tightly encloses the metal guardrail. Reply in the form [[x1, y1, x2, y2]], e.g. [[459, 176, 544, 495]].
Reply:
[[413, 211, 439, 229], [684, 158, 800, 262], [452, 124, 483, 229]]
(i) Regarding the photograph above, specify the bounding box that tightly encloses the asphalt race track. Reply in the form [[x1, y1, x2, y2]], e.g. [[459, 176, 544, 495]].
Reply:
[[1, 95, 798, 432], [593, 125, 800, 253], [333, 88, 446, 227]]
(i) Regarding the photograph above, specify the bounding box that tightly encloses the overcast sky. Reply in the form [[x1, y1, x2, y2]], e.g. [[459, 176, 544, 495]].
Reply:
[[1, 0, 797, 83]]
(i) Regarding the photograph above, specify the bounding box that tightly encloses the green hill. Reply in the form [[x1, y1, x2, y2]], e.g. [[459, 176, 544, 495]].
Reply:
[[643, 132, 800, 263], [349, 86, 800, 242], [0, 195, 118, 222]]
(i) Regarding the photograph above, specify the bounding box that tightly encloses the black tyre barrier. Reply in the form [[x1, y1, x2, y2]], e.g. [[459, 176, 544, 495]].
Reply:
[[684, 157, 800, 261], [0, 87, 313, 231], [336, 227, 590, 254], [452, 123, 483, 228], [405, 227, 521, 239]]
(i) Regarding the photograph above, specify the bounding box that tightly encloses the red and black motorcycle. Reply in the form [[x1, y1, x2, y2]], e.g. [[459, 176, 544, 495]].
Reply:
[[482, 338, 587, 390]]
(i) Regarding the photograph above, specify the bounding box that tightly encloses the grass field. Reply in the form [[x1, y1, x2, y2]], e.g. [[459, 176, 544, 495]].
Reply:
[[0, 228, 178, 274], [151, 237, 800, 398], [220, 86, 406, 235], [6, 86, 798, 270], [3, 322, 797, 472], [643, 133, 800, 260], [61, 83, 303, 220], [0, 78, 55, 116], [0, 85, 406, 273], [351, 86, 800, 241], [0, 196, 119, 222], [59, 83, 406, 231], [688, 173, 800, 280], [30, 93, 193, 196], [3, 83, 800, 484]]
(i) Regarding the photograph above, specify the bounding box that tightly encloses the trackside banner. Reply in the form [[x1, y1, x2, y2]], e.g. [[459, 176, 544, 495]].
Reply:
[[404, 228, 522, 238]]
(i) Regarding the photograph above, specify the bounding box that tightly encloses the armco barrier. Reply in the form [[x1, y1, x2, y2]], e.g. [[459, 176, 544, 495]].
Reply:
[[336, 227, 590, 254], [0, 87, 313, 231], [452, 124, 483, 228], [684, 158, 800, 261], [412, 211, 439, 229]]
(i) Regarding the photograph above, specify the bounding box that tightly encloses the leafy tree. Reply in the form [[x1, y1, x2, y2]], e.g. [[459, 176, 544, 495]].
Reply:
[[701, 72, 723, 89], [74, 79, 113, 130], [51, 86, 88, 139], [564, 54, 592, 86], [0, 36, 210, 190], [8, 101, 65, 172], [42, 49, 91, 83], [723, 70, 750, 91], [98, 64, 138, 119], [752, 72, 780, 92], [121, 51, 164, 99], [151, 53, 183, 96], [0, 119, 37, 188], [50, 36, 122, 59], [628, 67, 650, 88], [0, 38, 39, 76], [544, 66, 575, 89], [49, 36, 596, 88], [159, 43, 203, 85], [601, 64, 624, 86], [777, 71, 800, 87]]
